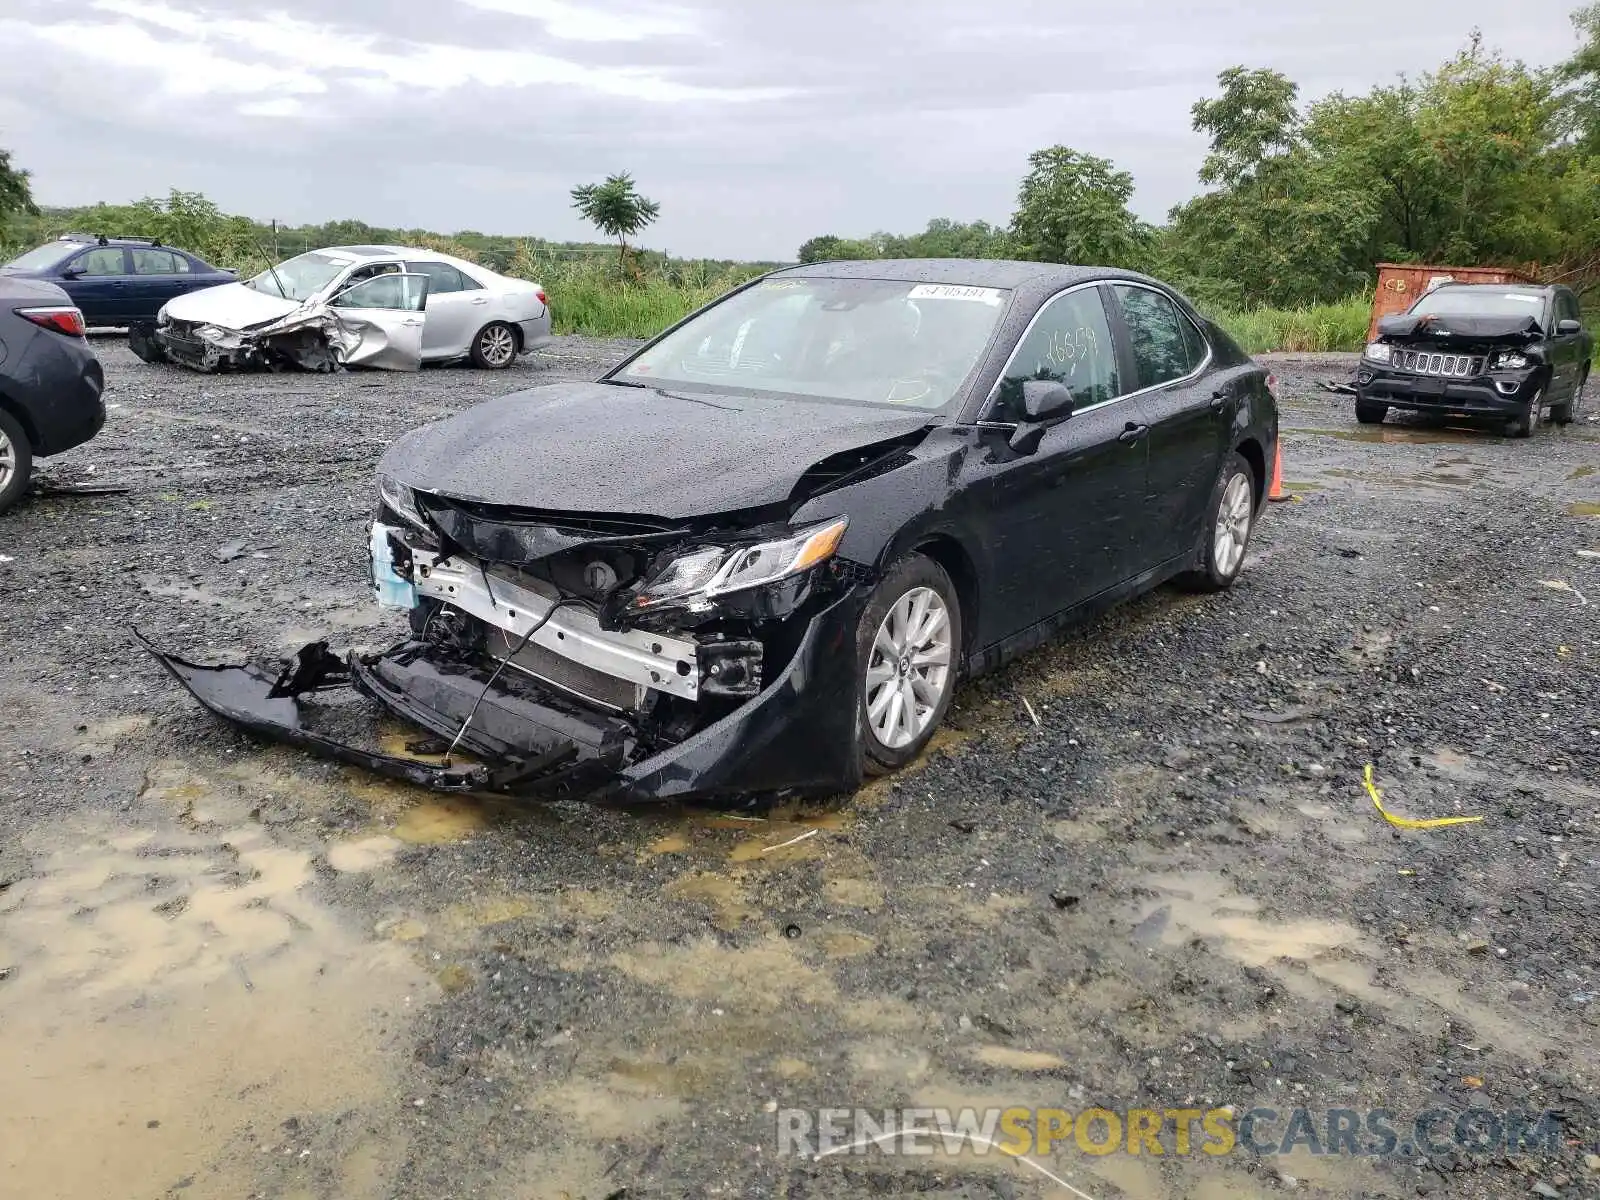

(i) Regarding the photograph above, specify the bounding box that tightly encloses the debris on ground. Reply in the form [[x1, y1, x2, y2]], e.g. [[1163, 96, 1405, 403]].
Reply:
[[1364, 764, 1484, 829]]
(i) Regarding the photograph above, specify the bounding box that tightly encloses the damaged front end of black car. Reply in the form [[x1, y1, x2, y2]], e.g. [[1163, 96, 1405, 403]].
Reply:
[[136, 408, 934, 803], [1354, 310, 1554, 434]]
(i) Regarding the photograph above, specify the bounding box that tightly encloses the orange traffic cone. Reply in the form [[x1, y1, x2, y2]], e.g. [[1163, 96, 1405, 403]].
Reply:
[[1267, 440, 1291, 502]]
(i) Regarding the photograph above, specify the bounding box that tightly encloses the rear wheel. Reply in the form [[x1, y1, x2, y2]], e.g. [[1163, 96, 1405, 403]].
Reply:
[[856, 555, 962, 777], [1177, 451, 1257, 593], [0, 409, 35, 516], [1355, 398, 1388, 425], [1552, 371, 1587, 426], [470, 322, 518, 370]]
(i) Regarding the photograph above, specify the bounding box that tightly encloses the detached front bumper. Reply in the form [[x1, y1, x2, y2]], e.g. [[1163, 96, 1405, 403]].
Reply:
[[135, 585, 868, 804], [1355, 364, 1542, 417]]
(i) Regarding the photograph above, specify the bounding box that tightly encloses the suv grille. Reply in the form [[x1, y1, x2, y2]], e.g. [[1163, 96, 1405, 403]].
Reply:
[[1395, 350, 1483, 377]]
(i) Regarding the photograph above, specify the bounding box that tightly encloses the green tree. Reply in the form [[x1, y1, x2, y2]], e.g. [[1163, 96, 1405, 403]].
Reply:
[[1008, 147, 1149, 267], [798, 234, 846, 263], [1560, 3, 1600, 153], [0, 147, 38, 225], [569, 172, 661, 272], [1191, 67, 1301, 186]]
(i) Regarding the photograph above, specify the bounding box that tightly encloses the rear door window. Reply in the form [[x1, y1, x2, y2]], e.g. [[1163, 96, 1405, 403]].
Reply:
[[988, 286, 1120, 422], [131, 249, 183, 275], [71, 247, 128, 276], [1112, 284, 1205, 389], [404, 261, 467, 294]]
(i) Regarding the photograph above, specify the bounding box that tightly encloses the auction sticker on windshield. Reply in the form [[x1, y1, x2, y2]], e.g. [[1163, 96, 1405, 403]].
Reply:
[[908, 284, 1005, 305]]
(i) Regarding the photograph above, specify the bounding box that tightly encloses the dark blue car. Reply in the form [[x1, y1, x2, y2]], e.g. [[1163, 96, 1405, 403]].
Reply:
[[1, 234, 236, 328]]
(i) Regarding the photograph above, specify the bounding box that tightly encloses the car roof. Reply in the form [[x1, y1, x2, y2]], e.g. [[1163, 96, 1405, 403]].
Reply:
[[318, 245, 490, 274], [1429, 282, 1551, 296], [769, 258, 1200, 318], [774, 258, 1160, 288], [55, 234, 195, 251]]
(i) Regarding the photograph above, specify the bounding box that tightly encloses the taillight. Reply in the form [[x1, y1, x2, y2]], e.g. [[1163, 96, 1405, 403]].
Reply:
[[535, 289, 548, 306], [1265, 372, 1280, 401], [17, 305, 87, 337]]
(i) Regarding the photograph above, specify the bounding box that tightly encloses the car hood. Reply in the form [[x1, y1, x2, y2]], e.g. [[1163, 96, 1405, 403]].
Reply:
[[380, 382, 937, 519], [162, 281, 301, 329]]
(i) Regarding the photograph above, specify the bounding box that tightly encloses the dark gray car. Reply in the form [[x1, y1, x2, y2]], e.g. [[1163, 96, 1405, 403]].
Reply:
[[0, 276, 106, 513]]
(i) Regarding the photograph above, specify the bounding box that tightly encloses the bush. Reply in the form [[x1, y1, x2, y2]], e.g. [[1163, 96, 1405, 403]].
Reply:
[[1211, 294, 1372, 354]]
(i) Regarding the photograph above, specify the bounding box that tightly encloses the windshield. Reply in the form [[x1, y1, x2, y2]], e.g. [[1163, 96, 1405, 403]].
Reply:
[[244, 251, 351, 301], [3, 242, 76, 271], [1411, 288, 1546, 322], [615, 277, 1010, 409]]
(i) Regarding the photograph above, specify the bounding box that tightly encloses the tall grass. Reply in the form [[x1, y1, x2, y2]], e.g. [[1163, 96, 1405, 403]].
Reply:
[[1211, 294, 1372, 354]]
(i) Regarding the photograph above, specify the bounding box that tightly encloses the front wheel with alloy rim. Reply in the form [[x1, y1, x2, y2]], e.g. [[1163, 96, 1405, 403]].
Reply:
[[856, 554, 962, 776], [1552, 372, 1587, 426], [1177, 450, 1257, 593], [0, 408, 35, 516], [470, 321, 518, 370]]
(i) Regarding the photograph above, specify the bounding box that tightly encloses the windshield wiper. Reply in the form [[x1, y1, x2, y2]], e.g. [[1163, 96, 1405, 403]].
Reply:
[[601, 377, 650, 389]]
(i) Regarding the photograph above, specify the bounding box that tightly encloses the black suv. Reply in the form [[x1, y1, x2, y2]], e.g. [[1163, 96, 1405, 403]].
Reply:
[[1356, 283, 1592, 437]]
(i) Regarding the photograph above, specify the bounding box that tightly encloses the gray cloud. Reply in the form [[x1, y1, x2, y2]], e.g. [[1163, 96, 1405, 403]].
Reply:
[[0, 0, 1587, 260]]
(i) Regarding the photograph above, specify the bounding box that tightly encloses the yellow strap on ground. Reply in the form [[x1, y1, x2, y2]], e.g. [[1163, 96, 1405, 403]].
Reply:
[[1364, 764, 1484, 829]]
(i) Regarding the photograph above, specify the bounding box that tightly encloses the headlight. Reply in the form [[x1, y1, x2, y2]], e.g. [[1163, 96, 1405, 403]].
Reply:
[[633, 517, 849, 610], [377, 473, 428, 530], [156, 304, 170, 327], [1490, 351, 1530, 370], [1363, 342, 1391, 363]]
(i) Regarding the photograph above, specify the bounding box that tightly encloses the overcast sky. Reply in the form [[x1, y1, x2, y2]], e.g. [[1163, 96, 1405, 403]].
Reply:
[[0, 0, 1587, 261]]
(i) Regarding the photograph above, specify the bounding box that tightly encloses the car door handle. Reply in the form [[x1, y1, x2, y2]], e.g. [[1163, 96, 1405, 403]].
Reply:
[[471, 297, 488, 305], [1118, 422, 1149, 443]]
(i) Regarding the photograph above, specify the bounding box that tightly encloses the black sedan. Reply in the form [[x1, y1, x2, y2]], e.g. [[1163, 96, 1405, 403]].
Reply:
[[142, 260, 1279, 803], [0, 276, 106, 514], [2, 234, 236, 328], [1356, 283, 1592, 437]]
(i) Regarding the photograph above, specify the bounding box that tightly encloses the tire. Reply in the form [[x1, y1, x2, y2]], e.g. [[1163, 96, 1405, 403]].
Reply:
[[1355, 398, 1388, 425], [1177, 451, 1257, 593], [856, 554, 962, 777], [0, 408, 35, 516], [1552, 371, 1587, 426], [470, 321, 519, 370], [1510, 390, 1541, 439]]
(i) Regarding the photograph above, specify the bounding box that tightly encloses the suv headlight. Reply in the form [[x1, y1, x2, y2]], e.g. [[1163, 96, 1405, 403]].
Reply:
[[633, 517, 849, 610], [1363, 342, 1391, 363], [1490, 350, 1530, 370], [156, 303, 170, 327], [377, 473, 427, 530]]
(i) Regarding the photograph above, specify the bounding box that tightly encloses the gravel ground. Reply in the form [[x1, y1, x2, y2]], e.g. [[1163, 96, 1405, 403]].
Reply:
[[1, 340, 1598, 1200]]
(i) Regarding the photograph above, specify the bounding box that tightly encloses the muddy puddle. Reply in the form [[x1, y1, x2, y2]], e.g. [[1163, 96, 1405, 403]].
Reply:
[[1284, 424, 1498, 445], [0, 765, 430, 1200]]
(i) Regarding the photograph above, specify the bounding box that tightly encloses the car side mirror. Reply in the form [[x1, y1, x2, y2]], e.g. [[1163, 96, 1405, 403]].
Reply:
[[1004, 380, 1075, 455], [59, 266, 85, 279], [1020, 379, 1074, 422], [1557, 318, 1583, 336]]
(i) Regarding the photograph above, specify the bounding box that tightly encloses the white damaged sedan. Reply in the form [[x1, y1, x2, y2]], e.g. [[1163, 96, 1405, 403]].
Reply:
[[135, 244, 551, 373]]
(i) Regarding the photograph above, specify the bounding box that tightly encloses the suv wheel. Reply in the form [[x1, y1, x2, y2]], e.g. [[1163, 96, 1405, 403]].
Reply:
[[1510, 390, 1542, 439], [0, 409, 35, 516], [1355, 399, 1388, 425], [1552, 372, 1587, 426]]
